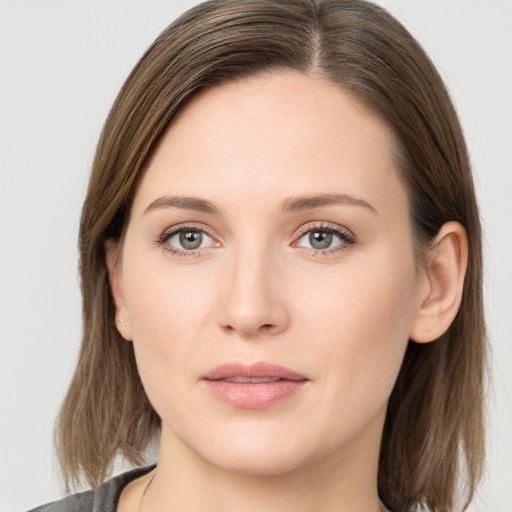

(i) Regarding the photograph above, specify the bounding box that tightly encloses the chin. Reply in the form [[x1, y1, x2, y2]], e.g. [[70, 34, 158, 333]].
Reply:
[[181, 421, 333, 477], [203, 445, 311, 477]]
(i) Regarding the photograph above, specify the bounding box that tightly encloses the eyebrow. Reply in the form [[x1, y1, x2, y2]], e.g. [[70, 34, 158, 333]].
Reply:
[[279, 193, 378, 215], [144, 193, 378, 216], [144, 196, 220, 215]]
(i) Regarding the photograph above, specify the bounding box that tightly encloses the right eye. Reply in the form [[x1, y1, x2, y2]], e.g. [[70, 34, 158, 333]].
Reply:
[[159, 226, 219, 256]]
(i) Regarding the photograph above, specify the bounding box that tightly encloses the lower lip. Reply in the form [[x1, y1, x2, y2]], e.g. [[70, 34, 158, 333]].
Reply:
[[202, 379, 308, 409]]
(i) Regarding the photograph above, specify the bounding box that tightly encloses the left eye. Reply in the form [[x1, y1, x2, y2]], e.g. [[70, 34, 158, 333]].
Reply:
[[296, 229, 345, 251], [166, 229, 214, 251]]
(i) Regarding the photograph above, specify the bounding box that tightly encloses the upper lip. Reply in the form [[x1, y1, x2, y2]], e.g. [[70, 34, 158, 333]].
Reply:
[[202, 361, 308, 381]]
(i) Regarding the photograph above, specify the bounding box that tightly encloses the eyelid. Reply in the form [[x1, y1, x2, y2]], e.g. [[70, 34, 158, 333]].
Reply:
[[294, 221, 356, 241], [159, 222, 216, 239], [157, 222, 220, 254], [292, 221, 357, 254]]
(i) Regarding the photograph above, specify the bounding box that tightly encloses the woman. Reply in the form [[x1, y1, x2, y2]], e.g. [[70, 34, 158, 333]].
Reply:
[[29, 1, 486, 511]]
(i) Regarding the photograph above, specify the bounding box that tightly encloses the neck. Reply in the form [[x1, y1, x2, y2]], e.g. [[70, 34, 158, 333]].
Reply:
[[142, 419, 386, 512]]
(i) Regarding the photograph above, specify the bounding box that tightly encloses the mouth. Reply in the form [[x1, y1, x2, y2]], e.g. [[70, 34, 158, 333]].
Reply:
[[221, 376, 282, 383], [201, 362, 309, 409]]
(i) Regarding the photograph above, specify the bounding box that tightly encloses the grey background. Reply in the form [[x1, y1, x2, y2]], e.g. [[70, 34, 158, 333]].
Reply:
[[1, 1, 511, 511]]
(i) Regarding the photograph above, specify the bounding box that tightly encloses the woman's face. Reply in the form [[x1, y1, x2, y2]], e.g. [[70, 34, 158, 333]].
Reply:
[[111, 70, 428, 476]]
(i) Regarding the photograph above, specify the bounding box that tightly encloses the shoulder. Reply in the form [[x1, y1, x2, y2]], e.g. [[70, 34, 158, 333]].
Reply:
[[27, 488, 93, 512], [26, 465, 156, 512]]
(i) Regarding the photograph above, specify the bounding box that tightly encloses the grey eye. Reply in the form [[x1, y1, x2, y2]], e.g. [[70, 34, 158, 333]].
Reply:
[[166, 229, 214, 251], [296, 229, 345, 251], [179, 231, 203, 250], [309, 231, 333, 249]]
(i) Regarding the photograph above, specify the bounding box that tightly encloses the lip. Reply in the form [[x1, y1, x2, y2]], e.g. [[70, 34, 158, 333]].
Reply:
[[201, 362, 309, 409]]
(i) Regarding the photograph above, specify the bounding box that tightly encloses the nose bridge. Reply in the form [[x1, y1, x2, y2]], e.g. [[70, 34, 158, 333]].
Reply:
[[217, 237, 288, 337]]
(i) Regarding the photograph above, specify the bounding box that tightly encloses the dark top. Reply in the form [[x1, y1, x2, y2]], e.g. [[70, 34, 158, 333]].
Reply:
[[27, 465, 155, 512]]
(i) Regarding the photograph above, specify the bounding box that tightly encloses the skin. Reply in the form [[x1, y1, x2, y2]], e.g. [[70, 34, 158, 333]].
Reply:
[[110, 70, 468, 512]]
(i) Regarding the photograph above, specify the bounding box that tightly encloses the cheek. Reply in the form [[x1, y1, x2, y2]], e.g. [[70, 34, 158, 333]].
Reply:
[[120, 253, 217, 405], [124, 244, 215, 338], [297, 250, 417, 404]]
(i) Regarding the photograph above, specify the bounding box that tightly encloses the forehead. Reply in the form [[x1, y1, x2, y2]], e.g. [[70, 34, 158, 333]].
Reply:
[[134, 70, 406, 218]]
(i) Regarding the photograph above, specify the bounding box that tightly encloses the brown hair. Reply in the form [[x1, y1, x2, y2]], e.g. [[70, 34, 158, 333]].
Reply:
[[55, 1, 486, 511]]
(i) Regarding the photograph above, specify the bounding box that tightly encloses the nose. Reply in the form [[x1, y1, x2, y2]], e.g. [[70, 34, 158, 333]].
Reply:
[[217, 246, 289, 338]]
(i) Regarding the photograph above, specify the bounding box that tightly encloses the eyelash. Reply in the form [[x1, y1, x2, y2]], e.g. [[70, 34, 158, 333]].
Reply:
[[156, 222, 218, 257], [157, 221, 357, 258], [293, 222, 357, 256]]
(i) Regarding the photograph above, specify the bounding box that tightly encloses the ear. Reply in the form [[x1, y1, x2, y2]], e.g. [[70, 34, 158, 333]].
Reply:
[[409, 221, 468, 343], [105, 241, 133, 341]]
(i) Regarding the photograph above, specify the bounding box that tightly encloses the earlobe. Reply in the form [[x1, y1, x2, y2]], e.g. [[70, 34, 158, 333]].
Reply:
[[409, 222, 468, 344], [105, 241, 133, 341]]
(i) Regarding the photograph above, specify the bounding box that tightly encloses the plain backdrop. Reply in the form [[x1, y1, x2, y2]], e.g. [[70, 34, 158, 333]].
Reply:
[[1, 1, 511, 511]]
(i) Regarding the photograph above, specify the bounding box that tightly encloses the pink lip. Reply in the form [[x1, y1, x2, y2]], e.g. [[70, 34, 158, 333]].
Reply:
[[201, 362, 309, 409]]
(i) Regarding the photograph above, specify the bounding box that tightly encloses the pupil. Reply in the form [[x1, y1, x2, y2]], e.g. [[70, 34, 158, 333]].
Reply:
[[309, 231, 332, 249], [180, 231, 202, 250]]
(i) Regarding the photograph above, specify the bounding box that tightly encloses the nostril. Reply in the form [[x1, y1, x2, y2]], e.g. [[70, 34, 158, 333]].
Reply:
[[217, 296, 289, 337]]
